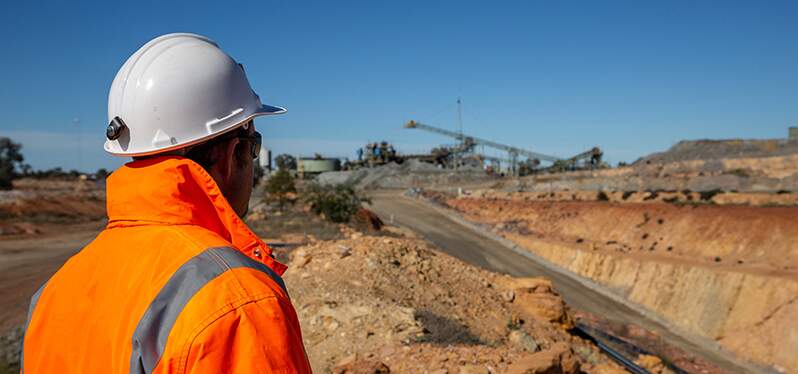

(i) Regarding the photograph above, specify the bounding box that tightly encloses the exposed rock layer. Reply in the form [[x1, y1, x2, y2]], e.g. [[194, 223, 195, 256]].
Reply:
[[447, 196, 798, 372]]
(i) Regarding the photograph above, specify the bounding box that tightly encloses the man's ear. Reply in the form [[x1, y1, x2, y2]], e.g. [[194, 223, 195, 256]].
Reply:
[[216, 138, 240, 181]]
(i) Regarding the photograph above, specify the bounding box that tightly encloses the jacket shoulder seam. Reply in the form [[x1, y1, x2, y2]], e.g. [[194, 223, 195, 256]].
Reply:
[[175, 292, 279, 374]]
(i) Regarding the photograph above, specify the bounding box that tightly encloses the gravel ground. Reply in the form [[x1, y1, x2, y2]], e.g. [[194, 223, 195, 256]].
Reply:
[[317, 159, 494, 190], [634, 139, 798, 164]]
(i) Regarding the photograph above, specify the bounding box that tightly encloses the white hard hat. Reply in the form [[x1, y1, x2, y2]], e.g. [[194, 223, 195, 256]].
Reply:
[[104, 33, 285, 156]]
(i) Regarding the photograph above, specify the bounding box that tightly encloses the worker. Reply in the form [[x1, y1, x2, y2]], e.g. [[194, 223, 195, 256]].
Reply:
[[21, 33, 311, 373], [356, 147, 363, 161]]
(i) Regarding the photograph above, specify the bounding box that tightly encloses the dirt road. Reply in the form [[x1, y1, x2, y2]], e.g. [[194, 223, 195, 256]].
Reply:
[[367, 191, 762, 374], [0, 222, 104, 332]]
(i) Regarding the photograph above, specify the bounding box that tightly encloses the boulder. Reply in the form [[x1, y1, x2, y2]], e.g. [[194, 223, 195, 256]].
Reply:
[[634, 354, 674, 374], [508, 330, 540, 352], [355, 208, 384, 231], [506, 342, 580, 374], [508, 278, 571, 327]]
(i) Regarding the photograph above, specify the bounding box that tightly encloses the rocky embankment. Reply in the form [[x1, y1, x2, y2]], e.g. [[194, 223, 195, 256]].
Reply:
[[443, 194, 798, 373], [317, 159, 495, 190], [504, 153, 798, 193], [282, 231, 635, 373], [635, 139, 798, 164]]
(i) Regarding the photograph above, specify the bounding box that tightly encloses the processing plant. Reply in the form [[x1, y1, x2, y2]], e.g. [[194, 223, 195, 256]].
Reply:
[[403, 120, 604, 176]]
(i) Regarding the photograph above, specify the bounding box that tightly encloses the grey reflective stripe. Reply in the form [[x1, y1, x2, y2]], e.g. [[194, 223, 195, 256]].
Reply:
[[21, 282, 48, 373], [130, 246, 286, 374]]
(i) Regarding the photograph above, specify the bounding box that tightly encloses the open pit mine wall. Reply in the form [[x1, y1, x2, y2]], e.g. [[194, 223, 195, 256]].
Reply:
[[504, 234, 798, 373], [515, 154, 798, 193]]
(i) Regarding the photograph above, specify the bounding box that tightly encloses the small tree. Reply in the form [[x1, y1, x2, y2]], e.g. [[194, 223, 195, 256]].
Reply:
[[96, 168, 109, 181], [275, 154, 297, 171], [265, 169, 296, 210], [0, 137, 24, 190], [20, 163, 32, 176], [303, 182, 370, 223]]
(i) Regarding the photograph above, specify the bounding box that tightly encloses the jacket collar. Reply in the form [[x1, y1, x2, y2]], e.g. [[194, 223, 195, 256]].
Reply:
[[106, 156, 286, 275]]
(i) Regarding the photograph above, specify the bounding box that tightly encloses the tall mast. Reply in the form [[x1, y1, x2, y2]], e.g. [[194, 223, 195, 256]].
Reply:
[[456, 97, 463, 170]]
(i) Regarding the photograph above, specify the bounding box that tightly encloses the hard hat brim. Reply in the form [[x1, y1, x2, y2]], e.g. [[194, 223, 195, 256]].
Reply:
[[104, 104, 286, 157], [256, 104, 287, 116]]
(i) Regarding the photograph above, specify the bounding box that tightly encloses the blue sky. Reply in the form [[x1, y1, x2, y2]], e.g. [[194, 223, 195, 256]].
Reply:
[[1, 0, 796, 172]]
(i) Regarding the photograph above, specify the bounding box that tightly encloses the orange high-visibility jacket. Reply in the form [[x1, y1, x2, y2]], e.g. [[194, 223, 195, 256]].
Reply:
[[22, 157, 312, 373]]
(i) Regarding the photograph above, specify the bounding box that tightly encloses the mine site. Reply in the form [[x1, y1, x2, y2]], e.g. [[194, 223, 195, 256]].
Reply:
[[2, 124, 797, 373], [3, 3, 797, 374]]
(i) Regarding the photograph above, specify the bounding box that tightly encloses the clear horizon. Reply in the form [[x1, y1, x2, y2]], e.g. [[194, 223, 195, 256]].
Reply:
[[1, 0, 796, 172]]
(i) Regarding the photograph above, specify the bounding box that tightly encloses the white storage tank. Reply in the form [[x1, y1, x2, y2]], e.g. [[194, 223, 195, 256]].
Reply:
[[298, 157, 341, 177]]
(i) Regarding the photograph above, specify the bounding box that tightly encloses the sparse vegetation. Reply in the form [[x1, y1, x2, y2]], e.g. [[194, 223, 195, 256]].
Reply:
[[303, 182, 370, 223], [265, 169, 297, 210], [723, 168, 750, 178], [643, 190, 659, 201], [21, 167, 86, 180], [699, 189, 723, 201]]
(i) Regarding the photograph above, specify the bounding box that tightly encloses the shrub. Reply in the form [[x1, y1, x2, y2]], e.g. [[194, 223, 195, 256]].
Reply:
[[265, 169, 296, 210], [723, 168, 750, 178], [643, 190, 660, 201], [699, 189, 723, 201], [303, 182, 370, 223]]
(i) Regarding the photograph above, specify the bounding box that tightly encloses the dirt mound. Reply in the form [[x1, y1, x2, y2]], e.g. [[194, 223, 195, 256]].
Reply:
[[284, 234, 623, 373], [330, 341, 615, 374], [635, 139, 798, 165], [317, 159, 493, 190], [0, 194, 105, 223], [0, 179, 106, 234]]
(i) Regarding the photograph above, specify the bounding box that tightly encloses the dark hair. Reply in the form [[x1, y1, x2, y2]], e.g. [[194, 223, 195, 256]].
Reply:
[[184, 126, 250, 171]]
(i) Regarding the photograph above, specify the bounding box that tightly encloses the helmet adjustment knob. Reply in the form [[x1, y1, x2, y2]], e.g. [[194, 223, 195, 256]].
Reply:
[[107, 116, 127, 140]]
